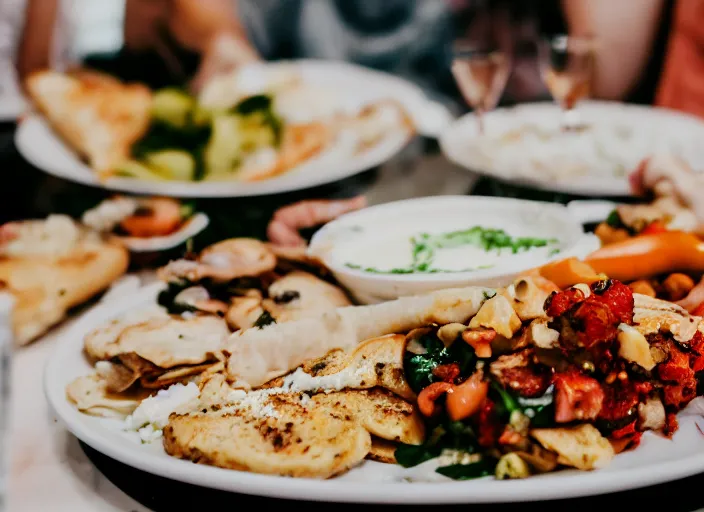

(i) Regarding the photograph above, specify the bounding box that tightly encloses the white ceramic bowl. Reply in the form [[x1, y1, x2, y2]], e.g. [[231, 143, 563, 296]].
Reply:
[[308, 196, 606, 304]]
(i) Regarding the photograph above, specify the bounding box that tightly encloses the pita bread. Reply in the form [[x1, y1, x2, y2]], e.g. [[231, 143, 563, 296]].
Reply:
[[262, 270, 352, 323], [66, 373, 149, 418], [367, 437, 399, 464], [25, 70, 152, 178], [0, 219, 129, 345], [632, 293, 704, 343], [85, 314, 230, 368], [226, 286, 493, 388]]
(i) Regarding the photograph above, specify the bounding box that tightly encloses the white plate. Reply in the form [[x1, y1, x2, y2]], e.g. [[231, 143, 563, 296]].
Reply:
[[440, 101, 704, 197], [45, 283, 704, 503], [309, 196, 601, 303], [17, 60, 451, 198]]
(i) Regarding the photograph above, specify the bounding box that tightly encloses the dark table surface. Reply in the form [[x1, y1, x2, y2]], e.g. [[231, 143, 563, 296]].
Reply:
[[5, 120, 701, 511]]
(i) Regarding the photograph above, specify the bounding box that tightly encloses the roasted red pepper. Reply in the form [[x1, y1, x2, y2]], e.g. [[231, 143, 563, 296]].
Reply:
[[554, 371, 605, 423]]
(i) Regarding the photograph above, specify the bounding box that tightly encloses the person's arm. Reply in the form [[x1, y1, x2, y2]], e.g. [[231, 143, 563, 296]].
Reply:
[[16, 0, 60, 83], [561, 0, 664, 100], [124, 0, 259, 92]]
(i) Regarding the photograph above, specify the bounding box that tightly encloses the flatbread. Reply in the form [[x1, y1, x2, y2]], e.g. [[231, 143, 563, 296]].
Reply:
[[0, 222, 129, 345], [226, 286, 493, 389], [85, 315, 230, 368], [25, 70, 152, 178], [66, 373, 149, 418]]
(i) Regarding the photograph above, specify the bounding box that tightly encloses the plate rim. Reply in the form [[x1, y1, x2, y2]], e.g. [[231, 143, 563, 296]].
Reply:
[[44, 282, 704, 504], [15, 58, 453, 198], [16, 115, 412, 198], [439, 100, 704, 197]]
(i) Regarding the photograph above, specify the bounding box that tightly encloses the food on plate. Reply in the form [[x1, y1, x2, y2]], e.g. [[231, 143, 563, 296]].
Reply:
[[25, 70, 152, 178], [630, 154, 704, 227], [66, 236, 353, 417], [28, 65, 413, 183], [65, 268, 704, 481], [266, 196, 367, 247], [462, 120, 696, 182], [82, 196, 198, 238], [0, 215, 129, 345], [584, 232, 704, 282]]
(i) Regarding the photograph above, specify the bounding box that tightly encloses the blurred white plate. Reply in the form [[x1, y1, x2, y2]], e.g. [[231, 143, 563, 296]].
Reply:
[[309, 196, 601, 304], [45, 282, 704, 503], [440, 101, 704, 197], [16, 60, 452, 198]]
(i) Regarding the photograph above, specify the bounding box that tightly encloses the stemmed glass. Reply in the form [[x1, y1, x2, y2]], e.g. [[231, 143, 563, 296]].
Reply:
[[451, 16, 512, 136], [539, 34, 596, 131]]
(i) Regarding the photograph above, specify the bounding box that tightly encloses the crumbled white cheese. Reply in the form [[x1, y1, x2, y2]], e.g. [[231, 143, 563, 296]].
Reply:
[[437, 449, 481, 466], [81, 197, 139, 233], [214, 366, 367, 420], [125, 382, 200, 442]]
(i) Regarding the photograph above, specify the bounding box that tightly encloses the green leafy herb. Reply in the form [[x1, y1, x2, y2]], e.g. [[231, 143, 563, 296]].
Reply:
[[483, 290, 497, 301], [345, 226, 556, 275], [396, 422, 480, 468], [395, 440, 443, 468], [403, 333, 476, 394], [490, 382, 555, 428], [254, 310, 276, 329], [435, 457, 498, 480], [179, 201, 196, 219], [605, 209, 625, 229], [157, 281, 199, 314]]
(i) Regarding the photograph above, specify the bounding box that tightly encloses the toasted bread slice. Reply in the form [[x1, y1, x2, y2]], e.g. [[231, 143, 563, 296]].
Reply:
[[309, 388, 424, 445], [261, 333, 415, 400], [25, 70, 152, 178], [164, 394, 371, 478], [367, 437, 399, 464], [0, 218, 129, 345]]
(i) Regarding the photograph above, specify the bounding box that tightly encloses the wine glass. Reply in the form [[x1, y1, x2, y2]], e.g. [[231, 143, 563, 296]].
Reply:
[[539, 34, 596, 131], [452, 41, 511, 136]]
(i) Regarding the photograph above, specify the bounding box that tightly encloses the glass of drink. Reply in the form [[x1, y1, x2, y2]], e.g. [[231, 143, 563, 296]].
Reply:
[[0, 292, 14, 512], [539, 34, 596, 131], [452, 41, 511, 135]]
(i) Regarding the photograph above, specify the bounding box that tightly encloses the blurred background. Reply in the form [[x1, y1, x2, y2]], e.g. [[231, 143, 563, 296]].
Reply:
[[0, 0, 683, 237]]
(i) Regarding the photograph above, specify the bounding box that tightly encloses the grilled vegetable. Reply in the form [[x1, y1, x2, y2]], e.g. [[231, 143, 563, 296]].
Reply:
[[151, 88, 195, 128], [585, 232, 704, 281], [145, 150, 196, 181]]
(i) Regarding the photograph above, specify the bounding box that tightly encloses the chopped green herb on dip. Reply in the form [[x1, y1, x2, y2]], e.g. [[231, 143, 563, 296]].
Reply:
[[344, 226, 557, 275]]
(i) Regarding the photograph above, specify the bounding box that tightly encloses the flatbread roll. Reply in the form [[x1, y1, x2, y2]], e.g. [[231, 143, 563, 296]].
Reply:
[[226, 286, 493, 389], [0, 215, 129, 345], [25, 70, 152, 178]]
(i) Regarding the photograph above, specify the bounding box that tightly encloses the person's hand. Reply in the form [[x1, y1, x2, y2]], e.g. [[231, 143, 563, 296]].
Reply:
[[266, 196, 368, 247], [629, 154, 704, 226], [189, 32, 259, 94]]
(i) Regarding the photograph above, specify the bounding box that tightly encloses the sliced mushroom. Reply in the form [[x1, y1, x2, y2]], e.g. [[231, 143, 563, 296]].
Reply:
[[158, 238, 276, 283], [225, 296, 265, 331], [262, 271, 351, 323]]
